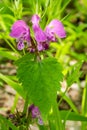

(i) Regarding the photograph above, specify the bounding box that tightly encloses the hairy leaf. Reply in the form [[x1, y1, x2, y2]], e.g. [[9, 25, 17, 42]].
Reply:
[[16, 54, 63, 116]]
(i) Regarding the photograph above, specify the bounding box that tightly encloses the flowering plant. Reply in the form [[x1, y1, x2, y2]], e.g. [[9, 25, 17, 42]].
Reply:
[[10, 14, 66, 52], [7, 14, 66, 129], [1, 0, 87, 130]]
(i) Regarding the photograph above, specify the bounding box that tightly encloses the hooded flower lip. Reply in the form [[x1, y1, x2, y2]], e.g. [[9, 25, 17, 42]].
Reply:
[[31, 14, 41, 25], [10, 20, 30, 50], [31, 14, 47, 43], [10, 20, 30, 40], [32, 24, 47, 43], [45, 19, 66, 42]]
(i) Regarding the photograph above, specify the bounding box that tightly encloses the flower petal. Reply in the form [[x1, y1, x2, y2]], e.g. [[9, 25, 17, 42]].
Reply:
[[45, 19, 66, 41], [31, 106, 40, 118], [33, 25, 47, 42], [11, 20, 27, 30], [37, 43, 44, 51], [38, 117, 43, 125], [23, 28, 30, 42], [10, 20, 30, 39], [31, 14, 40, 25], [10, 26, 26, 38], [17, 41, 25, 50]]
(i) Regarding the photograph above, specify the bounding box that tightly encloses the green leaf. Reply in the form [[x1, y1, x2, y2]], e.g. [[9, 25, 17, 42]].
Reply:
[[67, 62, 82, 87], [0, 115, 18, 130], [70, 52, 87, 61], [82, 75, 87, 116], [0, 73, 25, 99], [16, 54, 63, 116], [62, 93, 78, 113], [81, 75, 87, 130], [60, 110, 87, 121], [0, 50, 18, 61]]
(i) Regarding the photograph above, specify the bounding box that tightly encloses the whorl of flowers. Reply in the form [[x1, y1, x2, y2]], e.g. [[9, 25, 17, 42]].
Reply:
[[10, 14, 66, 52]]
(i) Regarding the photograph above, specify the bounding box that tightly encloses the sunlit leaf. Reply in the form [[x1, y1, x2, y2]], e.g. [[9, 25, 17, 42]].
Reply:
[[16, 54, 63, 117]]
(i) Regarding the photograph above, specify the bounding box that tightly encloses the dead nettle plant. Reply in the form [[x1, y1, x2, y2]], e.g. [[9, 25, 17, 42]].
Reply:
[[7, 14, 66, 130]]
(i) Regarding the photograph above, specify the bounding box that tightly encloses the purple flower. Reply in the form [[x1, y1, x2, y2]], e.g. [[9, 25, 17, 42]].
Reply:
[[17, 40, 25, 50], [31, 15, 66, 52], [31, 14, 40, 25], [29, 104, 40, 118], [31, 14, 47, 44], [28, 104, 43, 125], [10, 15, 66, 52], [10, 20, 30, 50], [31, 14, 47, 51], [37, 42, 44, 51], [38, 117, 43, 125], [29, 105, 40, 118], [32, 106, 40, 118], [32, 25, 47, 43], [45, 20, 66, 42], [37, 42, 49, 51]]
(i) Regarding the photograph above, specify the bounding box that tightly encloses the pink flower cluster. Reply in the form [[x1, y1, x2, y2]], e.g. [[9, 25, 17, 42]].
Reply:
[[10, 14, 66, 51]]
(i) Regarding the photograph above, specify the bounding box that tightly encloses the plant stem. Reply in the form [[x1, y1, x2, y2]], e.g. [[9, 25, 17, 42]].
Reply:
[[62, 109, 72, 130], [23, 93, 29, 115], [53, 102, 63, 130], [23, 48, 26, 55], [58, 87, 68, 106], [11, 93, 19, 113], [4, 38, 21, 57]]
